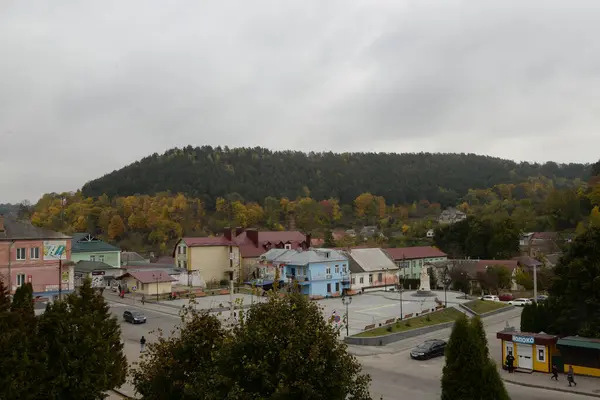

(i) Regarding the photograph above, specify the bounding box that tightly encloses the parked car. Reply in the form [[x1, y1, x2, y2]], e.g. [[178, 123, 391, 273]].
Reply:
[[498, 294, 514, 301], [410, 339, 447, 360], [508, 298, 532, 307], [123, 310, 147, 324], [481, 295, 500, 302], [536, 295, 548, 302]]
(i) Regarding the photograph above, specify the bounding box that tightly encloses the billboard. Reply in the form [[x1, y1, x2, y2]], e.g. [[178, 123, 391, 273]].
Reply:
[[43, 240, 67, 260]]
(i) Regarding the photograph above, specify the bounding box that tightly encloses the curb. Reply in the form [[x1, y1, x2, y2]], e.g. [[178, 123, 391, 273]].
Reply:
[[503, 378, 600, 398]]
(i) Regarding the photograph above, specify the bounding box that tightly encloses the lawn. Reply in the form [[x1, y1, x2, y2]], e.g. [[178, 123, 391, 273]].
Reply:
[[354, 307, 464, 337], [465, 299, 510, 314]]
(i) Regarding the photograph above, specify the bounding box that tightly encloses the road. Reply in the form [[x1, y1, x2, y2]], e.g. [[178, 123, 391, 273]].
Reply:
[[108, 299, 590, 400]]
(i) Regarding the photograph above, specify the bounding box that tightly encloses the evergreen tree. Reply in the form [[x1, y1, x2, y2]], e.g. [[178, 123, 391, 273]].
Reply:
[[38, 279, 127, 399], [323, 229, 336, 248], [0, 278, 10, 313], [11, 282, 34, 315], [520, 303, 534, 332]]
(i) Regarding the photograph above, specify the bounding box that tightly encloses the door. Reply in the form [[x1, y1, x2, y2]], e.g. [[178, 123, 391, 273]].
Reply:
[[505, 341, 514, 360], [516, 344, 533, 370]]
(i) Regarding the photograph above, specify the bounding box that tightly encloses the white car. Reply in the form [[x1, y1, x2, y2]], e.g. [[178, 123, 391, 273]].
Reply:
[[481, 295, 500, 302], [508, 298, 532, 307]]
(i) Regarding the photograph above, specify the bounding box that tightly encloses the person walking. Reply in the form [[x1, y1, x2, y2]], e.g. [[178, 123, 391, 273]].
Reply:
[[141, 295, 145, 305], [506, 353, 515, 373], [551, 364, 559, 380], [567, 365, 577, 387], [140, 336, 147, 353]]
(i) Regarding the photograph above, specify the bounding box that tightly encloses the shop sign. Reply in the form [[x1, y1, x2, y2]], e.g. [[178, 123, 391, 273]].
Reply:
[[513, 335, 534, 344]]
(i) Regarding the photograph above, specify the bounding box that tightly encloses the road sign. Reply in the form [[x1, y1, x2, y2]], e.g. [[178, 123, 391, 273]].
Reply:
[[334, 315, 341, 323], [131, 286, 137, 291]]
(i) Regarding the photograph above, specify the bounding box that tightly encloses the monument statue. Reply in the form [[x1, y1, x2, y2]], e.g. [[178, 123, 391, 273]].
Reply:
[[419, 267, 431, 292]]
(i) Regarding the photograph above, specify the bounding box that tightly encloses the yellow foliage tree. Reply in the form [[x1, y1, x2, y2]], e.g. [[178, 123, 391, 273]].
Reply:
[[108, 215, 126, 240]]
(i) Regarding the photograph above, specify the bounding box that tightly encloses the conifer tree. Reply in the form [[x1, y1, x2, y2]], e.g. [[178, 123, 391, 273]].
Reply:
[[0, 278, 10, 312]]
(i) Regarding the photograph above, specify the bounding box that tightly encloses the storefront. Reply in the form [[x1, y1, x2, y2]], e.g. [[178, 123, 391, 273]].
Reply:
[[496, 331, 558, 372], [557, 336, 600, 377]]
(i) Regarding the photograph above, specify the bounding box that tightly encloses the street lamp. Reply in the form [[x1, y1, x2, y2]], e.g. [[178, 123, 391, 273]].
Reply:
[[341, 295, 352, 336], [152, 273, 159, 303], [443, 266, 451, 307], [396, 283, 404, 320]]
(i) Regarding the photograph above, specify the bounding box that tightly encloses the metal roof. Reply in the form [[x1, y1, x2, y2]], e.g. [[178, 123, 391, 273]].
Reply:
[[346, 248, 399, 273]]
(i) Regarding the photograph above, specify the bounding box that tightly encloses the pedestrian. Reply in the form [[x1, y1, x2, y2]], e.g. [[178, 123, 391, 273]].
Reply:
[[140, 336, 146, 353], [506, 353, 515, 373], [551, 364, 559, 380], [141, 295, 145, 305], [567, 365, 577, 387]]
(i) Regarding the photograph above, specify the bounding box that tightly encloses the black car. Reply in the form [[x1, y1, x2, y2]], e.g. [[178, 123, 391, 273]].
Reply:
[[123, 310, 147, 324], [410, 339, 447, 360]]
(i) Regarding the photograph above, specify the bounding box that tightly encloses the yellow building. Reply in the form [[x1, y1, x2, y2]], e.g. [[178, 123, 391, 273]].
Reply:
[[557, 336, 600, 377], [117, 270, 175, 296], [174, 237, 241, 285], [497, 331, 558, 373]]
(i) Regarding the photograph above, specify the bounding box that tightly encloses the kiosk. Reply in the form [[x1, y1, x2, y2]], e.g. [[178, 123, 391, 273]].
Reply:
[[496, 331, 558, 372]]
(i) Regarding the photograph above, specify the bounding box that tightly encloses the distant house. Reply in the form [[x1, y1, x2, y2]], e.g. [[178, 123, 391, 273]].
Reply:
[[543, 253, 562, 268], [116, 270, 176, 296], [71, 233, 121, 268], [520, 232, 564, 258], [385, 246, 448, 280], [121, 251, 149, 266], [261, 248, 350, 297], [426, 229, 435, 238], [343, 248, 398, 292], [438, 208, 467, 225], [513, 256, 543, 271], [474, 259, 520, 291], [74, 260, 121, 288], [359, 226, 383, 241]]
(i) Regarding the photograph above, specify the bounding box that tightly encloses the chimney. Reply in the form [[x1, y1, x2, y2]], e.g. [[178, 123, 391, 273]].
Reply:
[[223, 227, 232, 241], [235, 227, 245, 237], [305, 233, 311, 249], [246, 229, 259, 247], [0, 215, 4, 233]]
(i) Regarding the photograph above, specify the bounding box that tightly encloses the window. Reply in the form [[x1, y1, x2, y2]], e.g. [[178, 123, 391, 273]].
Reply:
[[16, 248, 26, 260], [326, 267, 331, 274], [16, 274, 26, 287], [183, 260, 187, 270], [327, 283, 331, 293], [359, 277, 364, 284], [378, 273, 383, 282], [284, 244, 292, 250], [335, 282, 340, 292], [351, 277, 355, 284], [368, 274, 373, 283], [30, 247, 40, 259], [342, 265, 347, 273], [335, 265, 339, 273], [98, 255, 104, 262], [90, 255, 96, 261], [537, 347, 545, 362]]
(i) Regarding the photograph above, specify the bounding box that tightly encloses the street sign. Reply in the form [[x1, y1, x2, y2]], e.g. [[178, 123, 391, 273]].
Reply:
[[131, 286, 137, 292], [92, 271, 105, 276]]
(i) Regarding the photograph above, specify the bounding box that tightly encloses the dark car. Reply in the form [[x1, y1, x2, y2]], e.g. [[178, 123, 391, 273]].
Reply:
[[410, 339, 447, 360], [123, 310, 147, 324]]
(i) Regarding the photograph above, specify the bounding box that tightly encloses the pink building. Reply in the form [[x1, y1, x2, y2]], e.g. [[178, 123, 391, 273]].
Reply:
[[0, 215, 73, 299]]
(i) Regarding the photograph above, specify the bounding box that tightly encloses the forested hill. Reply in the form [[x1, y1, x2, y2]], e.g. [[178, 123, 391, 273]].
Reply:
[[81, 146, 590, 207]]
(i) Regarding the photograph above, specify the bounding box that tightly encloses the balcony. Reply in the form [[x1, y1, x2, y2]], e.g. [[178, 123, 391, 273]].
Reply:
[[341, 274, 350, 284], [286, 274, 309, 282]]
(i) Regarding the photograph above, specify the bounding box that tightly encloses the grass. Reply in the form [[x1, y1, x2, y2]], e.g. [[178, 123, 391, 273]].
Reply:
[[354, 307, 464, 337], [465, 299, 510, 314]]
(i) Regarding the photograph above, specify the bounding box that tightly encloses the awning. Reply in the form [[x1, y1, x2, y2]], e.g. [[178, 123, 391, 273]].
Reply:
[[557, 336, 600, 351]]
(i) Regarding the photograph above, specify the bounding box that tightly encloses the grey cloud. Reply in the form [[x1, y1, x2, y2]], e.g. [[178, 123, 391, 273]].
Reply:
[[1, 0, 599, 203]]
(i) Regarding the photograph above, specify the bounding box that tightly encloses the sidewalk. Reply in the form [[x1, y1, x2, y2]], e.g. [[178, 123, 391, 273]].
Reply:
[[501, 369, 600, 398]]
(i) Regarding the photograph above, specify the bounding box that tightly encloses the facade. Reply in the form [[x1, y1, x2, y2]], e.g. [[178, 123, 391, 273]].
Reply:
[[344, 248, 399, 291], [0, 216, 74, 298], [71, 233, 121, 268], [226, 227, 310, 281], [385, 246, 448, 280], [475, 259, 520, 291], [557, 336, 600, 377], [173, 236, 240, 287], [497, 331, 558, 373], [117, 270, 175, 296], [438, 208, 467, 225], [262, 248, 350, 297]]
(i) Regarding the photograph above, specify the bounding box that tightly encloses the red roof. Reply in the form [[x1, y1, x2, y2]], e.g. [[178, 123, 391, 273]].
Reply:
[[182, 237, 235, 247], [233, 230, 308, 258], [475, 259, 519, 272], [384, 246, 447, 260], [118, 270, 176, 284]]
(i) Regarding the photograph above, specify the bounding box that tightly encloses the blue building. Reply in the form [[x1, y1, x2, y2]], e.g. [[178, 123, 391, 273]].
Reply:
[[265, 248, 350, 297]]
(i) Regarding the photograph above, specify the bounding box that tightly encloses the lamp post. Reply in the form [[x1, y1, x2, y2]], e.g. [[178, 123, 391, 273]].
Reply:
[[341, 295, 352, 337], [398, 255, 408, 319], [443, 266, 451, 307], [397, 283, 404, 320], [152, 273, 159, 303]]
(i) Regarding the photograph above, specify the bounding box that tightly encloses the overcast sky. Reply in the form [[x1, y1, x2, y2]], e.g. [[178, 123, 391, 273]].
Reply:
[[2, 0, 600, 203]]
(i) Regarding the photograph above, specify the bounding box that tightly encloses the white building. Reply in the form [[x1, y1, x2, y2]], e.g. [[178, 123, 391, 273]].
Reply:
[[344, 248, 399, 292]]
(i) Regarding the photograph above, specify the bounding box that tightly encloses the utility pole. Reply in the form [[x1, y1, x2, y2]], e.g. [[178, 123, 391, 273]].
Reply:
[[58, 258, 62, 301], [341, 295, 352, 336], [229, 246, 235, 322]]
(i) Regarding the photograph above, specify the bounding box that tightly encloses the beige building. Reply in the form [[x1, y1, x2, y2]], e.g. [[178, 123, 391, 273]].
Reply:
[[117, 270, 175, 296], [174, 236, 241, 286]]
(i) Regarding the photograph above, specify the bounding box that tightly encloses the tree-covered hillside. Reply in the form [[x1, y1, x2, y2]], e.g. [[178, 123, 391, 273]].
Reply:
[[81, 146, 590, 208]]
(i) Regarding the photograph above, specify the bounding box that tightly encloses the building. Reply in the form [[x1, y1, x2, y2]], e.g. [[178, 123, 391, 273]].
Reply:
[[343, 248, 399, 291], [475, 259, 520, 291], [520, 232, 564, 258], [262, 248, 350, 297], [227, 227, 310, 280], [438, 208, 467, 225], [116, 270, 176, 296], [0, 215, 74, 299], [557, 336, 600, 377], [385, 246, 448, 280], [173, 236, 240, 287], [71, 233, 121, 268], [74, 260, 122, 288], [496, 331, 559, 372]]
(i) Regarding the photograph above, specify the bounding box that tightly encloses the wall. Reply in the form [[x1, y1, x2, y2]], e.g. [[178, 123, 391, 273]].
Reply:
[[189, 246, 241, 284], [71, 251, 121, 268], [350, 271, 398, 291], [120, 275, 173, 296], [306, 259, 349, 296], [0, 239, 73, 293], [397, 256, 448, 279], [565, 364, 600, 377], [345, 321, 456, 346]]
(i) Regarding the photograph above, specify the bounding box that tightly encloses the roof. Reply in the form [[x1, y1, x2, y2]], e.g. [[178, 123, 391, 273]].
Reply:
[[233, 230, 307, 258], [531, 232, 559, 240], [152, 256, 176, 265], [182, 236, 235, 247], [513, 256, 543, 268], [544, 253, 562, 266], [71, 233, 120, 253], [384, 246, 447, 260], [74, 260, 115, 273], [344, 248, 398, 273], [475, 259, 519, 272], [121, 251, 147, 263], [269, 248, 347, 266], [558, 336, 600, 350], [0, 216, 70, 241], [117, 270, 176, 284], [259, 248, 294, 262]]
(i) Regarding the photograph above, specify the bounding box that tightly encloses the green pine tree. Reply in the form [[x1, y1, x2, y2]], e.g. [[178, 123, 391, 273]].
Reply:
[[38, 279, 127, 399], [10, 282, 34, 315], [0, 278, 10, 313], [520, 303, 534, 332], [323, 229, 336, 248]]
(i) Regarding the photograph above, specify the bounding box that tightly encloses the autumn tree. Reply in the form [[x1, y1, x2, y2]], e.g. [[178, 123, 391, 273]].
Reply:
[[477, 265, 512, 295], [108, 214, 126, 240]]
